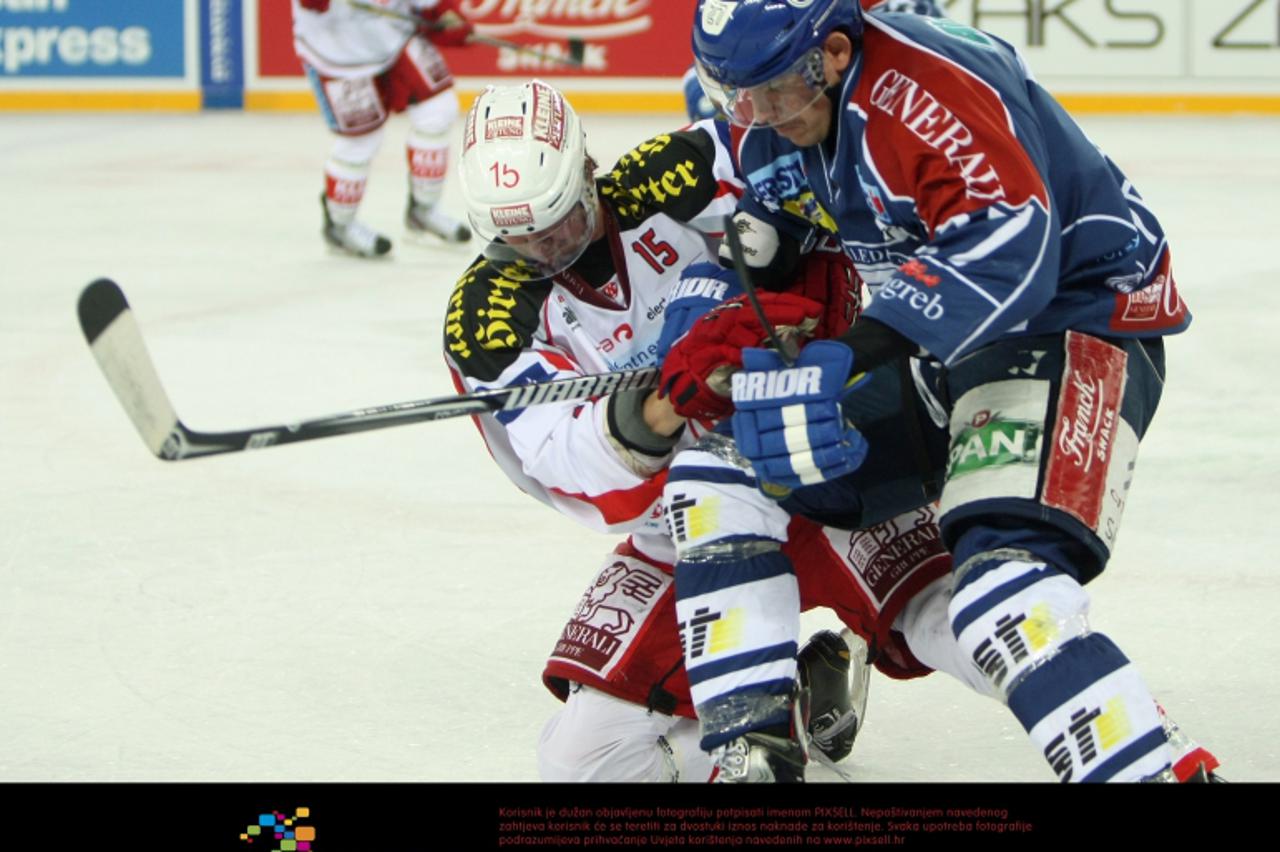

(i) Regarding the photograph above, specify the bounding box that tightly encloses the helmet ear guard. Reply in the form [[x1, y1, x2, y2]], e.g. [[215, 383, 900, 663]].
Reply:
[[458, 81, 599, 278]]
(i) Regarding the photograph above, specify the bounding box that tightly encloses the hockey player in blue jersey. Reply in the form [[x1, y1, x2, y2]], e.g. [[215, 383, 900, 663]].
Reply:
[[658, 0, 1219, 782], [681, 0, 946, 122]]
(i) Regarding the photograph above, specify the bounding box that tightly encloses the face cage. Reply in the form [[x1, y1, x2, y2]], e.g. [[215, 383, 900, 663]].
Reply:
[[696, 47, 827, 129], [480, 189, 600, 281]]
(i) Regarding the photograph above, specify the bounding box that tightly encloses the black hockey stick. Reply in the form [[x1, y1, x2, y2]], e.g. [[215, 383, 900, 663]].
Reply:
[[722, 214, 800, 366], [346, 0, 587, 68], [77, 279, 657, 461]]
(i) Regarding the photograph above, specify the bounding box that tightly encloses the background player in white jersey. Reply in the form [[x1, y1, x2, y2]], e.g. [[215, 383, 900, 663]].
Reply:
[[444, 81, 968, 781], [293, 0, 473, 257]]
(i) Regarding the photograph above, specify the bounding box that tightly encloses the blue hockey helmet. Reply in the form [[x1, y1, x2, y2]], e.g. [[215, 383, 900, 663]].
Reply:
[[692, 0, 863, 128]]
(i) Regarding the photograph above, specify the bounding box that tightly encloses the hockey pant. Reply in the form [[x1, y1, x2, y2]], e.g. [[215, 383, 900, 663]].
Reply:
[[305, 36, 454, 135], [939, 331, 1174, 781], [538, 513, 953, 782], [665, 427, 981, 751], [669, 333, 1179, 780]]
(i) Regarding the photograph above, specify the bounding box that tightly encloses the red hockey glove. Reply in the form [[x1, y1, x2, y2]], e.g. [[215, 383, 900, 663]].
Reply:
[[419, 0, 475, 47], [298, 0, 330, 11], [782, 237, 862, 340], [658, 292, 824, 424]]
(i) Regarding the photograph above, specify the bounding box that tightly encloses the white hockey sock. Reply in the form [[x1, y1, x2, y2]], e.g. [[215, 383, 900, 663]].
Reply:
[[323, 157, 371, 227], [950, 553, 1172, 781], [323, 129, 383, 227], [406, 127, 449, 210], [893, 575, 999, 699]]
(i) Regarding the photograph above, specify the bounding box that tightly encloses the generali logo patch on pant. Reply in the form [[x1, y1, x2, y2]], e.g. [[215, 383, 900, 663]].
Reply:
[[844, 509, 947, 605], [552, 560, 668, 674]]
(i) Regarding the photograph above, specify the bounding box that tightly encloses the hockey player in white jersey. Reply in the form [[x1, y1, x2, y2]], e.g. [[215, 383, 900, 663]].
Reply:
[[293, 0, 473, 257], [444, 81, 970, 781]]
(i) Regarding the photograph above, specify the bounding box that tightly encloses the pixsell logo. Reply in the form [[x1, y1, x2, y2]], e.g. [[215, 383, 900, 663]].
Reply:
[[240, 807, 316, 850]]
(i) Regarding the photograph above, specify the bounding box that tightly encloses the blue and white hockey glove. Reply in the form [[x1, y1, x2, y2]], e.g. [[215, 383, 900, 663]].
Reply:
[[730, 340, 868, 490], [655, 262, 743, 364]]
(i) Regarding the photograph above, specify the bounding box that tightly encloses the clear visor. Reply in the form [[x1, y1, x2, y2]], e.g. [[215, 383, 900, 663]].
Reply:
[[696, 48, 827, 129], [480, 193, 599, 280]]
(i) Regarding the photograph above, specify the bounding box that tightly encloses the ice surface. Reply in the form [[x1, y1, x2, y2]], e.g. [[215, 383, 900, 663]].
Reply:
[[1, 109, 1277, 782]]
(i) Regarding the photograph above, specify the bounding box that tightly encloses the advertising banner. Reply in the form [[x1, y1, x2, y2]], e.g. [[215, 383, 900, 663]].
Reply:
[[1, 1, 1277, 112], [255, 0, 698, 80], [0, 0, 186, 78], [939, 0, 1280, 81], [201, 0, 244, 107]]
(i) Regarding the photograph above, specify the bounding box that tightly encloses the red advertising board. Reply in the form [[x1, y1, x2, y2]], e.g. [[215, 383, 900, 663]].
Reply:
[[258, 0, 698, 79]]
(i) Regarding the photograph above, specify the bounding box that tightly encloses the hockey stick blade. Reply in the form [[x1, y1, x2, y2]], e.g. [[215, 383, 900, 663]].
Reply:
[[77, 279, 658, 461], [467, 32, 586, 68], [79, 278, 189, 459]]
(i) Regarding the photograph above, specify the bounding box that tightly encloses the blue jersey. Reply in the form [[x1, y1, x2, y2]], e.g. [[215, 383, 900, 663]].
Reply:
[[735, 13, 1190, 366]]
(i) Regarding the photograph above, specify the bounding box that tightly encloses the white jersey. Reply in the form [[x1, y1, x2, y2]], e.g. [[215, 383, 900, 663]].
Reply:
[[292, 0, 442, 77], [444, 121, 743, 564]]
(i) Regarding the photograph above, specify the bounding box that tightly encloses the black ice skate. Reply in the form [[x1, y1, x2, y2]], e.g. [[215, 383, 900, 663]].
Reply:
[[798, 628, 870, 763], [321, 194, 392, 258], [405, 198, 472, 244], [711, 729, 807, 783]]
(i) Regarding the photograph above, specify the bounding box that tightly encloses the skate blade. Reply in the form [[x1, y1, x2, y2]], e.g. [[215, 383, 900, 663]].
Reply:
[[325, 243, 393, 260]]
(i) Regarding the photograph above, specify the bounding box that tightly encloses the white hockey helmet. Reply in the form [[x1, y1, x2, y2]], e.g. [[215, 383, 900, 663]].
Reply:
[[459, 80, 599, 279]]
